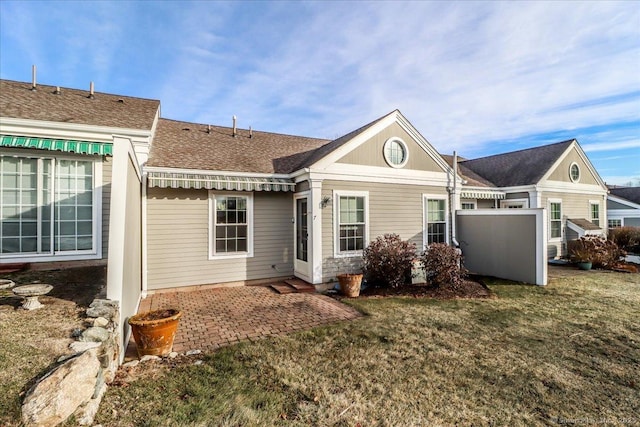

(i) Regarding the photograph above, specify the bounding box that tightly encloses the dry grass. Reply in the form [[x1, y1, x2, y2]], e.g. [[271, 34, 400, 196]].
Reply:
[[94, 267, 640, 426], [0, 293, 85, 425], [0, 266, 105, 426]]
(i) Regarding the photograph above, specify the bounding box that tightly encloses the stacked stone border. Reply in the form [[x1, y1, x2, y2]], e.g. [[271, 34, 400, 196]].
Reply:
[[21, 299, 120, 426]]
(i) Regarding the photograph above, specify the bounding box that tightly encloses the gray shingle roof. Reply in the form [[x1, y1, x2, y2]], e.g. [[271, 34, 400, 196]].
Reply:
[[460, 140, 575, 187], [146, 118, 329, 174], [441, 154, 496, 187], [609, 186, 640, 205], [568, 218, 601, 231], [0, 79, 160, 130]]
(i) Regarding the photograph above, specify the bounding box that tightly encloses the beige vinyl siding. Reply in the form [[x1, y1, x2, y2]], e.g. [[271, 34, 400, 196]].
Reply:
[[336, 122, 444, 172], [146, 188, 293, 290], [542, 191, 606, 258], [321, 180, 447, 282], [477, 199, 497, 209], [505, 192, 529, 200], [547, 149, 599, 185], [101, 156, 112, 259]]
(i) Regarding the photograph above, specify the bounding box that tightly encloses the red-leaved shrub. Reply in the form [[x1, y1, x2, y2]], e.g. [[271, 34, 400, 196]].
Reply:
[[363, 234, 417, 288], [421, 243, 467, 289], [568, 235, 625, 269]]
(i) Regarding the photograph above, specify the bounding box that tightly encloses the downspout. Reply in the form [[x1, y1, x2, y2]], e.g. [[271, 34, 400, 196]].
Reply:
[[451, 151, 459, 247]]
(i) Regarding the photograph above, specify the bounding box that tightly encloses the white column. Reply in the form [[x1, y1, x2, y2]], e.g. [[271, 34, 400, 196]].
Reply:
[[309, 179, 324, 284]]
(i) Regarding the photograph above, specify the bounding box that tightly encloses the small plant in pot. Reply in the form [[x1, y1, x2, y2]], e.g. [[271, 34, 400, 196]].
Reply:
[[128, 308, 182, 357], [334, 256, 364, 297], [568, 238, 594, 270]]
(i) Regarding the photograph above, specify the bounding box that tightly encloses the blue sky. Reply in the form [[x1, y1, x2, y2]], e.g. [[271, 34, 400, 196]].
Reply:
[[1, 0, 639, 185]]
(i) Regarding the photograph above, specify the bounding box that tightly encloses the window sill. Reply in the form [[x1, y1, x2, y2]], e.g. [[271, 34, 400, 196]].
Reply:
[[209, 252, 253, 261], [333, 251, 363, 259]]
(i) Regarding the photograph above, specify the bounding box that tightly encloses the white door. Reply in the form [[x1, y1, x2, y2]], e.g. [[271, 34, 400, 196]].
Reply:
[[294, 196, 310, 281]]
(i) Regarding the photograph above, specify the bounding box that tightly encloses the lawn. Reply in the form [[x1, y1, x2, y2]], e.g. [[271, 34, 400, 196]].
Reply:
[[91, 268, 640, 426]]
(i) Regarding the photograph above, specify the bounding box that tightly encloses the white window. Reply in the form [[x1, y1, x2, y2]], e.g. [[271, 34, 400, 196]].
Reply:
[[0, 154, 100, 259], [569, 162, 580, 182], [461, 201, 476, 210], [608, 219, 622, 229], [424, 195, 448, 246], [334, 191, 368, 256], [549, 200, 562, 240], [589, 202, 600, 226], [500, 199, 529, 209], [209, 192, 253, 258], [383, 137, 409, 168]]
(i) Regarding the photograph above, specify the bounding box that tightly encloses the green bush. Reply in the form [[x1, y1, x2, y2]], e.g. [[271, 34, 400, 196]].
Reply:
[[420, 243, 467, 289], [363, 234, 417, 288], [609, 226, 640, 253], [568, 235, 626, 268]]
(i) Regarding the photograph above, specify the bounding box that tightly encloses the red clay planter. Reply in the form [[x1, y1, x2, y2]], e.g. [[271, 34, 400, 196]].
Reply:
[[337, 273, 363, 298], [128, 309, 182, 357]]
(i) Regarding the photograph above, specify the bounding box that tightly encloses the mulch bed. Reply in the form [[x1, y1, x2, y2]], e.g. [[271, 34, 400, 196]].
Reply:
[[1, 266, 106, 308], [357, 278, 493, 299]]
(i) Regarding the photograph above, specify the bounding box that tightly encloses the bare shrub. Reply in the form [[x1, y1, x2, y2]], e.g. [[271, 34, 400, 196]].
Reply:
[[363, 234, 417, 288], [568, 235, 626, 269], [609, 226, 640, 253], [421, 243, 467, 289]]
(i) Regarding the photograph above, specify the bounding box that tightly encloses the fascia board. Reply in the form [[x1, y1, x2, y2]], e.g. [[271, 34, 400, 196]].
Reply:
[[0, 117, 153, 142]]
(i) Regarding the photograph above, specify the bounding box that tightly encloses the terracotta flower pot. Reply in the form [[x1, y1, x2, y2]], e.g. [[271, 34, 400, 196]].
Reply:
[[128, 309, 182, 357], [337, 273, 363, 297]]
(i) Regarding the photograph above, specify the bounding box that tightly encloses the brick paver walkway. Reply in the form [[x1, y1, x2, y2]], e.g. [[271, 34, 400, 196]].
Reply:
[[127, 285, 362, 357]]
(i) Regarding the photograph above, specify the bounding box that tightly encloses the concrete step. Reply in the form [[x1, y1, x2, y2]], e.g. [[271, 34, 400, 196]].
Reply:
[[269, 283, 297, 294], [284, 279, 315, 293]]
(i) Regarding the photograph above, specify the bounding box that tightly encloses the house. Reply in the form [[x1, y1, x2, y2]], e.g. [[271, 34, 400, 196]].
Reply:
[[607, 186, 640, 228], [3, 76, 619, 322], [143, 110, 457, 291], [446, 140, 609, 258]]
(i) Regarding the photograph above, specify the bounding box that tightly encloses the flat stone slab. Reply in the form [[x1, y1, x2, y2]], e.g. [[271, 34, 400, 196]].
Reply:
[[0, 279, 15, 289]]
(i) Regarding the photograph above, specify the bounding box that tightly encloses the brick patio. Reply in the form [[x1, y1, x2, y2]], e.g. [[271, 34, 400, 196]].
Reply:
[[126, 284, 362, 358]]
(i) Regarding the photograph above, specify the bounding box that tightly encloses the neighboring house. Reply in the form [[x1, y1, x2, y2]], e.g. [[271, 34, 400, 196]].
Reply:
[[0, 78, 159, 265], [607, 186, 640, 228], [446, 140, 609, 258]]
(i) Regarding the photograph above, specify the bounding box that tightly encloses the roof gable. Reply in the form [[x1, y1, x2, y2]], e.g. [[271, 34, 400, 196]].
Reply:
[[305, 110, 451, 174], [0, 79, 160, 131], [461, 140, 574, 187]]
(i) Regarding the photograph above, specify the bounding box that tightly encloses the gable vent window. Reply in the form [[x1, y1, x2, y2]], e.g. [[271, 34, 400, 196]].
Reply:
[[569, 163, 580, 183], [383, 137, 409, 168]]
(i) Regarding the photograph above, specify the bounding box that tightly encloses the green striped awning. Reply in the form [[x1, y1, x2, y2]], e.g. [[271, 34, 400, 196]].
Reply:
[[147, 171, 295, 192], [460, 189, 505, 199], [0, 135, 113, 156]]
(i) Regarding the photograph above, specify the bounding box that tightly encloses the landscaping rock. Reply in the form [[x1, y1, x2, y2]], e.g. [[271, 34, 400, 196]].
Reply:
[[70, 341, 101, 353], [93, 317, 109, 327], [140, 355, 161, 362], [85, 305, 115, 320], [122, 360, 139, 368], [22, 349, 100, 427], [186, 349, 202, 356], [168, 351, 178, 359], [80, 327, 109, 343]]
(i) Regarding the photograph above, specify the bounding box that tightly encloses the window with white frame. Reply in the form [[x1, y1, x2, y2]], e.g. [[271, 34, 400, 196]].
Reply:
[[210, 193, 253, 257], [608, 219, 622, 229], [0, 154, 98, 257], [549, 201, 562, 239], [590, 202, 600, 226], [383, 137, 409, 168], [424, 196, 447, 245], [461, 201, 476, 210], [335, 192, 368, 255]]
